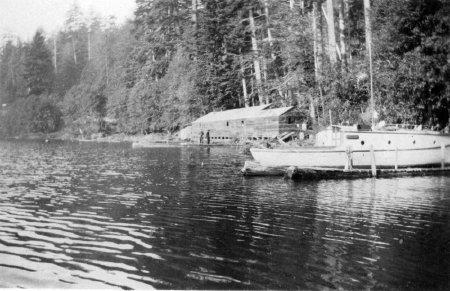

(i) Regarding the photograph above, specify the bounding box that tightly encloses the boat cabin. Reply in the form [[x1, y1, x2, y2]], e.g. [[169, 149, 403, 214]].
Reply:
[[315, 125, 450, 150]]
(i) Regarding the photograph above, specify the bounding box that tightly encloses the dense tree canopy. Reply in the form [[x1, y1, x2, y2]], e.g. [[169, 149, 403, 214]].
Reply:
[[1, 0, 449, 137]]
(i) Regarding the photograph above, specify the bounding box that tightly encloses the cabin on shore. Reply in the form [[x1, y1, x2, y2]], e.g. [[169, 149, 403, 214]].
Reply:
[[180, 104, 307, 143]]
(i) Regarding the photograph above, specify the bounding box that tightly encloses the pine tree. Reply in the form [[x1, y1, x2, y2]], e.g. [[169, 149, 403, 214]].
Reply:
[[373, 0, 450, 127], [23, 31, 54, 96], [54, 2, 90, 95], [196, 0, 256, 110], [0, 40, 27, 103]]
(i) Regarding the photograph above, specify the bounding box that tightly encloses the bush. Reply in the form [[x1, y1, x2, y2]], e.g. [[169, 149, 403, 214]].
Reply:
[[0, 95, 63, 137], [29, 98, 63, 133]]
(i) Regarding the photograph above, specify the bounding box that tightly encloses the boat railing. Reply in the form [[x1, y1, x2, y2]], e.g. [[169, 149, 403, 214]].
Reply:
[[382, 124, 417, 130], [328, 124, 359, 132], [374, 123, 440, 132]]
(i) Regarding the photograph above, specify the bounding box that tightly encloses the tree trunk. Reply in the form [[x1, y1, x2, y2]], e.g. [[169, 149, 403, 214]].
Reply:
[[191, 0, 197, 28], [88, 29, 91, 61], [309, 96, 316, 121], [71, 36, 77, 65], [287, 0, 298, 107], [105, 54, 109, 85], [364, 0, 372, 57], [264, 0, 275, 60], [338, 0, 347, 72], [317, 2, 326, 121], [263, 0, 272, 104], [262, 58, 269, 104], [312, 2, 321, 123], [240, 56, 249, 107], [319, 3, 326, 65], [364, 0, 375, 127], [312, 2, 320, 82], [344, 0, 351, 65], [250, 76, 255, 107], [53, 37, 57, 74], [326, 0, 337, 66], [249, 9, 264, 105]]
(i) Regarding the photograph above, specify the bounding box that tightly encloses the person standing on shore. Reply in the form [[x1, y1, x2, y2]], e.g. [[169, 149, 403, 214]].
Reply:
[[206, 130, 210, 144]]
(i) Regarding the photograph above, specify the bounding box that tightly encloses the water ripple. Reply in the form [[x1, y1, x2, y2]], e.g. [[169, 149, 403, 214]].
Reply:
[[0, 141, 449, 289]]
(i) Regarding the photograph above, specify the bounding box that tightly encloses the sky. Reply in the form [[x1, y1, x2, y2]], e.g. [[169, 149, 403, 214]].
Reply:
[[0, 0, 136, 41]]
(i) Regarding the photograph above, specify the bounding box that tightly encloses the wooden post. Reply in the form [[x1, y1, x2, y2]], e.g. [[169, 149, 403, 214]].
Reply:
[[370, 145, 377, 177], [345, 146, 353, 170], [395, 147, 398, 170], [442, 144, 446, 169]]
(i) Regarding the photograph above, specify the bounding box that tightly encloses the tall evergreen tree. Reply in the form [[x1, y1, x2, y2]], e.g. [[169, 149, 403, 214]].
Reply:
[[54, 2, 89, 95], [23, 31, 54, 95], [373, 0, 450, 127], [196, 0, 255, 110], [0, 40, 27, 103]]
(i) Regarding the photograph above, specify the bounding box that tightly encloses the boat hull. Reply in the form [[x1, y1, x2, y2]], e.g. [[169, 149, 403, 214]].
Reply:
[[250, 145, 450, 168]]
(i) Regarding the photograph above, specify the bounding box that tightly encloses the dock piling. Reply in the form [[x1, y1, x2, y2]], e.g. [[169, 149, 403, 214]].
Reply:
[[395, 147, 398, 170], [345, 146, 353, 170], [370, 145, 377, 177]]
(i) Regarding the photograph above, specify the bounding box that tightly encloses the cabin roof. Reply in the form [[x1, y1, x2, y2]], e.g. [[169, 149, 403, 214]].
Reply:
[[192, 104, 296, 123]]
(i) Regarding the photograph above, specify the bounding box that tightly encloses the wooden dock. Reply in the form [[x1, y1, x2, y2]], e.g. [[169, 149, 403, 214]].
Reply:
[[241, 161, 450, 180]]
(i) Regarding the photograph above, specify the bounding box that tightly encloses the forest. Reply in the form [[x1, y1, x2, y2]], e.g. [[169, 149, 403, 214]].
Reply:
[[0, 0, 449, 139]]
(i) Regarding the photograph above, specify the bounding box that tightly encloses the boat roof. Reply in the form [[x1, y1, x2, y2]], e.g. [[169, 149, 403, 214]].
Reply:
[[192, 104, 296, 123]]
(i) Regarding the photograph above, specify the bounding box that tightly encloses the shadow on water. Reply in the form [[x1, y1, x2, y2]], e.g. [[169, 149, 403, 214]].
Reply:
[[0, 140, 449, 289]]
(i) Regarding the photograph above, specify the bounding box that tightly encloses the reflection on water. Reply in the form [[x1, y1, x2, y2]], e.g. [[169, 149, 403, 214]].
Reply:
[[0, 140, 449, 289]]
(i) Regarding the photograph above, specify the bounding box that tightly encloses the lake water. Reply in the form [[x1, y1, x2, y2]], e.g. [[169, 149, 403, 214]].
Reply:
[[0, 140, 449, 289]]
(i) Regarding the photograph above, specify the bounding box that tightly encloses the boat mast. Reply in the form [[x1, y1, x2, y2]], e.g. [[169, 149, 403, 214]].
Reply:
[[364, 0, 375, 128]]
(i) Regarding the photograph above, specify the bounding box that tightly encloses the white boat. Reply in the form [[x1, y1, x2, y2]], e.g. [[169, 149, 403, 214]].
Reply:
[[250, 126, 450, 169]]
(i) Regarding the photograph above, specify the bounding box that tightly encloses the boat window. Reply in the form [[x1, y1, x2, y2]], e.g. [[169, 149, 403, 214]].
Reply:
[[413, 140, 416, 144], [388, 140, 391, 145], [361, 141, 365, 146], [346, 134, 359, 140]]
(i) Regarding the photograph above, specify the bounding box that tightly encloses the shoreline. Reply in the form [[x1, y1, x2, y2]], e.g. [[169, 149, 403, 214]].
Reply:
[[0, 131, 314, 153], [0, 131, 179, 144]]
